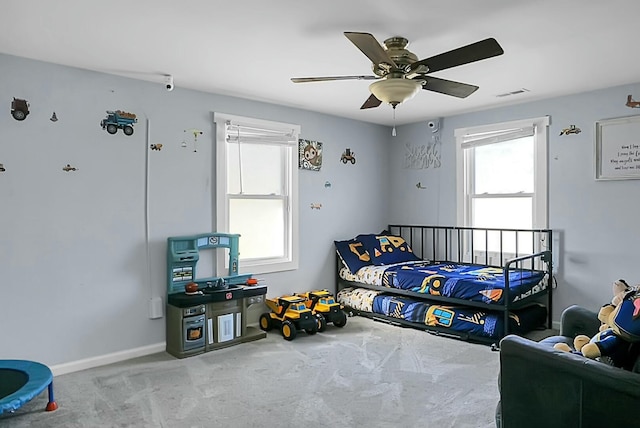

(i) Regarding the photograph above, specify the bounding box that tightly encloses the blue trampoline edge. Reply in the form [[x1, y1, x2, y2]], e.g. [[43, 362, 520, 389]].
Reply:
[[0, 360, 57, 415]]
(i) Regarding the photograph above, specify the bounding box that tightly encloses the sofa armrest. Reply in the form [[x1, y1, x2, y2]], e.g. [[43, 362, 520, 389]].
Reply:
[[499, 334, 640, 427], [559, 304, 601, 338]]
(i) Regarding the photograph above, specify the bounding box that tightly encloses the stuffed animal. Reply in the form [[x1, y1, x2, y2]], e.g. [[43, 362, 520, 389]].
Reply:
[[553, 335, 591, 354], [611, 279, 631, 306], [555, 279, 640, 367]]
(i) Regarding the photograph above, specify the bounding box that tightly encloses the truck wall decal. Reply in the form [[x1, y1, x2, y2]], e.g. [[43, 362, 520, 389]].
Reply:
[[11, 98, 30, 121], [100, 110, 137, 136]]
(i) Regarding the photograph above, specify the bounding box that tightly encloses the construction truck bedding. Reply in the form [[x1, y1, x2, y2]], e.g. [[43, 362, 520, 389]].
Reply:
[[337, 287, 547, 340]]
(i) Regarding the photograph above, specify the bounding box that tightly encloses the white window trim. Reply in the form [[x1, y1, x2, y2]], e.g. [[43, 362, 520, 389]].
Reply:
[[455, 116, 549, 229], [214, 112, 300, 275]]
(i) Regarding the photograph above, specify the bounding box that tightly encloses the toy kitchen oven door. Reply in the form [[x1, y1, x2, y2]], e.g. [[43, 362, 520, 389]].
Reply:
[[166, 304, 206, 358]]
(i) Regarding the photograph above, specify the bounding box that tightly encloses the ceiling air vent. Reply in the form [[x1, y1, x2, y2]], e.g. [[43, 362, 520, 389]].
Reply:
[[496, 88, 530, 98]]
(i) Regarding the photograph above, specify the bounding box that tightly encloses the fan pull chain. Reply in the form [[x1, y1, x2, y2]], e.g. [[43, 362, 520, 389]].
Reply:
[[392, 107, 397, 137]]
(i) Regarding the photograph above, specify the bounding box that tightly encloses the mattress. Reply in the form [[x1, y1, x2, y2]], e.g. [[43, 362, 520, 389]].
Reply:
[[337, 287, 547, 340]]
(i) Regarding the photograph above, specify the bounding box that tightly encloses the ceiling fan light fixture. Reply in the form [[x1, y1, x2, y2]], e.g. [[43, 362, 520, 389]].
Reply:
[[369, 78, 422, 107]]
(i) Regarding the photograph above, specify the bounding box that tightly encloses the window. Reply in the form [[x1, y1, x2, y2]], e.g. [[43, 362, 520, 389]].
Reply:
[[455, 116, 549, 256], [214, 113, 300, 274]]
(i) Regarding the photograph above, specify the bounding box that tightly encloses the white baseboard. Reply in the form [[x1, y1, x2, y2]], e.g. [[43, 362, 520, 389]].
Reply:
[[50, 342, 166, 376], [552, 320, 561, 331]]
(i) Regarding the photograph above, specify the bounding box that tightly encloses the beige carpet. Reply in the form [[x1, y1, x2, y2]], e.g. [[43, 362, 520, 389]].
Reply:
[[0, 316, 548, 428]]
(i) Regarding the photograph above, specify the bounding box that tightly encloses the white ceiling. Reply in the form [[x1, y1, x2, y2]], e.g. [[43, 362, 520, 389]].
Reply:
[[2, 1, 639, 126]]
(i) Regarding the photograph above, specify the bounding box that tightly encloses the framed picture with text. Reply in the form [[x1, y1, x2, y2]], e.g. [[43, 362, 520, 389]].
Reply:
[[595, 115, 640, 180]]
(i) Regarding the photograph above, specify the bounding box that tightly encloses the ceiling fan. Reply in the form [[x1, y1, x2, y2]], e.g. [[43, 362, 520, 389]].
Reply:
[[291, 32, 504, 110]]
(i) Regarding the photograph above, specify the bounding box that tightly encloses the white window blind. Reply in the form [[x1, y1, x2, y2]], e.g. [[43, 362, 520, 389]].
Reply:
[[460, 126, 534, 149], [224, 122, 298, 145]]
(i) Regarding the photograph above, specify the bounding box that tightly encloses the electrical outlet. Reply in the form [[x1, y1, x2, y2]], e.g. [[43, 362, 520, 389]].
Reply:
[[149, 296, 163, 319]]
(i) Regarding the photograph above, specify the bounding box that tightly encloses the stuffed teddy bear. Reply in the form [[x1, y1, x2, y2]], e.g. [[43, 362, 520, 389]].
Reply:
[[553, 334, 591, 354], [554, 279, 640, 367], [611, 279, 631, 306]]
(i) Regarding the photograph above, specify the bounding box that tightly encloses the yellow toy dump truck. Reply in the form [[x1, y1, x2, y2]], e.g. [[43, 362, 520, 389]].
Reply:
[[259, 295, 318, 340], [296, 289, 347, 332]]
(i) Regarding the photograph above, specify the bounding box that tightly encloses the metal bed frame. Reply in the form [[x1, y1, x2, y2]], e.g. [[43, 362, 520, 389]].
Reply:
[[335, 225, 553, 346]]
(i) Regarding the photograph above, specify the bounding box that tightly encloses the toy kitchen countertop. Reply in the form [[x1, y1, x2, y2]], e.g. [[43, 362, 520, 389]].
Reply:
[[168, 284, 267, 308]]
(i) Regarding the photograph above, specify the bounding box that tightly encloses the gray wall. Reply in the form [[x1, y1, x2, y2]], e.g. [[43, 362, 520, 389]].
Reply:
[[0, 53, 389, 365], [390, 84, 640, 320]]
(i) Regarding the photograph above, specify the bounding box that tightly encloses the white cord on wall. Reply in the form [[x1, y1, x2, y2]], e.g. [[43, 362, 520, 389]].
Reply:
[[145, 119, 162, 318], [145, 119, 151, 295]]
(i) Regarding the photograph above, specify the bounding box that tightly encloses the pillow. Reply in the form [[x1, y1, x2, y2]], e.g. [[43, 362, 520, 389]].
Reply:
[[334, 238, 372, 273], [357, 233, 421, 266]]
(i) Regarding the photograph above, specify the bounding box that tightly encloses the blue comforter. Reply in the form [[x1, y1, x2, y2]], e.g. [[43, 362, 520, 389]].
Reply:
[[371, 294, 546, 339], [381, 262, 546, 304]]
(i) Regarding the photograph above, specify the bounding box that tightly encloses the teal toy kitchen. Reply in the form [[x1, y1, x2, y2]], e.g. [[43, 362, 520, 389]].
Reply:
[[165, 232, 267, 359]]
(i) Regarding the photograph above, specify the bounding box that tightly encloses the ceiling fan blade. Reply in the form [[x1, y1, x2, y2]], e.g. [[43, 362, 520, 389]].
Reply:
[[344, 32, 397, 68], [291, 75, 378, 83], [360, 93, 382, 109], [409, 38, 504, 74], [417, 75, 479, 98]]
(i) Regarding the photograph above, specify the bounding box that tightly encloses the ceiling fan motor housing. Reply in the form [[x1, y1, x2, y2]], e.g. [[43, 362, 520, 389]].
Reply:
[[372, 37, 419, 76]]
